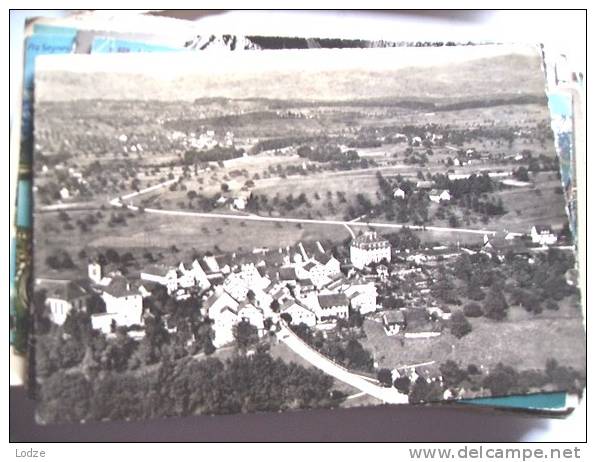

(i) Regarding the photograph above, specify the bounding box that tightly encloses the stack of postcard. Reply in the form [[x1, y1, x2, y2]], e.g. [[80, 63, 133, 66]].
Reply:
[[10, 12, 586, 425]]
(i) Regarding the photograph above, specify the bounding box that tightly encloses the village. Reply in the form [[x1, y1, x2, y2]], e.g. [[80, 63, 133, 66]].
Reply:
[[28, 45, 588, 425], [40, 213, 565, 390], [33, 101, 575, 402]]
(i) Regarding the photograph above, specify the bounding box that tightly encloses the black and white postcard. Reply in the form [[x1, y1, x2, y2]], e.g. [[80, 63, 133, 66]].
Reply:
[[31, 45, 585, 423]]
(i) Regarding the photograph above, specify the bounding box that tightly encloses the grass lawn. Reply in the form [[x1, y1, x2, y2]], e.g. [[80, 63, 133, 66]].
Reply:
[[362, 304, 585, 374], [33, 207, 353, 277]]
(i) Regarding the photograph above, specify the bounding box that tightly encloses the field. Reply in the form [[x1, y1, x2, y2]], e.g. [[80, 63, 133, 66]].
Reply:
[[362, 299, 585, 373], [33, 206, 355, 277], [489, 173, 568, 232], [34, 91, 569, 282]]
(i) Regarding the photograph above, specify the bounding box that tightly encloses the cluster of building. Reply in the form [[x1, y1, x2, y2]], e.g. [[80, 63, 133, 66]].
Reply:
[[41, 231, 393, 346], [41, 221, 560, 347], [170, 129, 235, 151], [392, 181, 451, 204]]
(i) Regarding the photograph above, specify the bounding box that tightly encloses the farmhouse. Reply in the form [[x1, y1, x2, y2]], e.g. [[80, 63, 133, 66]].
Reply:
[[393, 187, 406, 199], [88, 260, 103, 284], [232, 191, 252, 210], [92, 275, 143, 334], [427, 305, 452, 321], [403, 308, 442, 339], [428, 189, 451, 203], [350, 231, 391, 269], [237, 301, 265, 332], [316, 293, 349, 321], [382, 310, 406, 336], [312, 252, 341, 277], [44, 281, 91, 325], [530, 225, 558, 246], [203, 290, 240, 347], [344, 282, 378, 315], [416, 180, 434, 190], [280, 299, 317, 327], [141, 264, 178, 294], [413, 364, 443, 385]]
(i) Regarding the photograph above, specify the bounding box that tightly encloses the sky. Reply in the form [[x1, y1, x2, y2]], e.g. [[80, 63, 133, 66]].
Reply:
[[35, 44, 546, 102]]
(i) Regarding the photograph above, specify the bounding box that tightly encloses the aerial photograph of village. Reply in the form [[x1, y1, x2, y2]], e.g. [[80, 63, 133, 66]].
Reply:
[[30, 45, 585, 424]]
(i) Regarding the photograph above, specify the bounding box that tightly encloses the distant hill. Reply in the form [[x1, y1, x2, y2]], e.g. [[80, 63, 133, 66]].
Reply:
[[36, 51, 546, 104]]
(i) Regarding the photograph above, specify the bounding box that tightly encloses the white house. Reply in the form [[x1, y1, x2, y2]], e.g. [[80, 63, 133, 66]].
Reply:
[[237, 301, 265, 332], [45, 282, 90, 325], [313, 253, 341, 278], [59, 187, 70, 200], [92, 276, 143, 334], [88, 261, 103, 284], [416, 180, 434, 190], [393, 187, 406, 199], [344, 282, 378, 315], [176, 261, 211, 292], [189, 259, 211, 289], [297, 258, 336, 289], [141, 264, 178, 294], [251, 287, 274, 315], [280, 299, 317, 327], [382, 310, 405, 336], [202, 255, 221, 273], [530, 225, 558, 246], [203, 290, 240, 347], [350, 231, 391, 269], [316, 293, 349, 321], [141, 260, 211, 297], [428, 189, 451, 203], [223, 272, 250, 303], [232, 191, 252, 210], [427, 305, 452, 321]]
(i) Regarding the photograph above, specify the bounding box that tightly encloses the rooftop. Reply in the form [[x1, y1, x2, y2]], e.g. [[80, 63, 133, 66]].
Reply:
[[45, 281, 90, 301], [142, 264, 172, 277], [383, 310, 405, 324], [351, 231, 390, 249], [278, 267, 297, 281], [318, 293, 349, 308], [102, 275, 139, 298]]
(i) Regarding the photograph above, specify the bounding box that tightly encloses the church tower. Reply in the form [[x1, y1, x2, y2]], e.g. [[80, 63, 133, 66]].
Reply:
[[88, 260, 102, 284]]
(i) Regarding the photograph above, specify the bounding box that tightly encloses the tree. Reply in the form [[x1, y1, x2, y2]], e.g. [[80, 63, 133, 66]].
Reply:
[[38, 371, 91, 424], [344, 339, 374, 372], [450, 311, 472, 338], [440, 360, 468, 389], [408, 376, 443, 404], [449, 215, 460, 228], [466, 283, 485, 301], [220, 183, 230, 193], [291, 322, 312, 343], [63, 310, 92, 342], [483, 285, 508, 321], [105, 248, 120, 264], [463, 302, 483, 318], [377, 368, 393, 387], [270, 299, 280, 313], [233, 321, 258, 351], [393, 375, 411, 394], [483, 363, 519, 395], [545, 300, 559, 311]]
